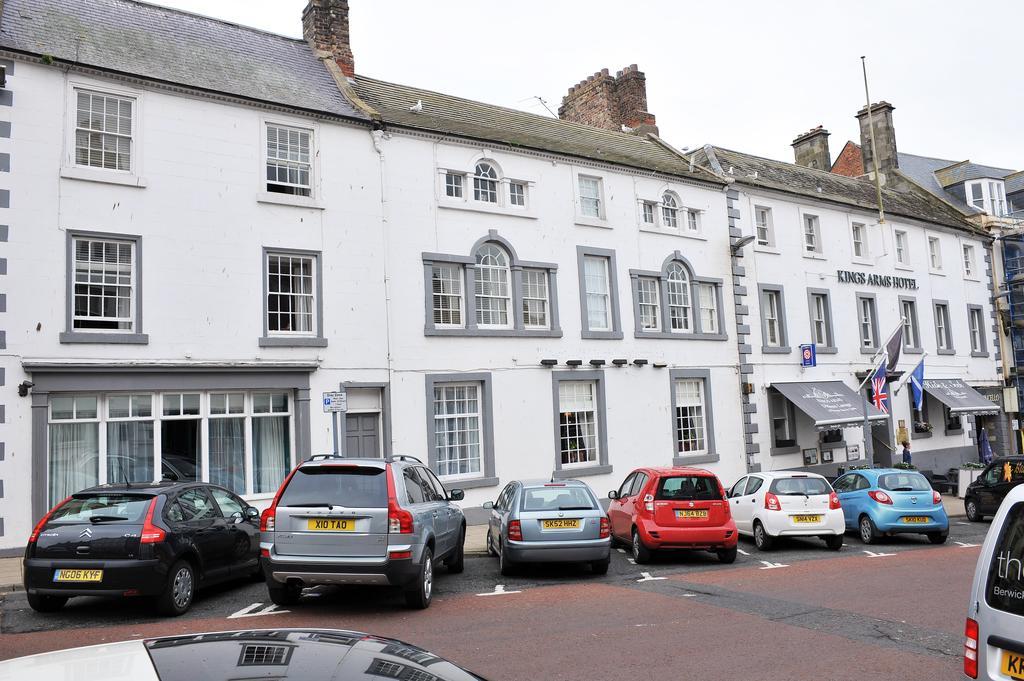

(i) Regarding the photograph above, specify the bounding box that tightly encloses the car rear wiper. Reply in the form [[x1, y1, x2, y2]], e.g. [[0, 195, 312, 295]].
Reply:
[[88, 515, 129, 523], [558, 505, 593, 510], [891, 487, 915, 492]]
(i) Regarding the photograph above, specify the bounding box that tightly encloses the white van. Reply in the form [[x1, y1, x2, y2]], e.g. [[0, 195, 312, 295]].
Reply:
[[964, 484, 1024, 680]]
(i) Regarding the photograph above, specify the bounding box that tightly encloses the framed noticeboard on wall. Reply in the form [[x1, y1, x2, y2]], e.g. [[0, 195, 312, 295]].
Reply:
[[847, 444, 861, 461], [802, 448, 818, 466]]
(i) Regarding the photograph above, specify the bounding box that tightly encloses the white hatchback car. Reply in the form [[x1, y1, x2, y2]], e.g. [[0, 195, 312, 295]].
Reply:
[[727, 471, 845, 551], [963, 484, 1024, 680]]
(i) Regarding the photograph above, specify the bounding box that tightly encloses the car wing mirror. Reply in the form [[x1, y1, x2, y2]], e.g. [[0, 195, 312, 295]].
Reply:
[[245, 506, 260, 520], [608, 491, 619, 500], [230, 510, 244, 523], [449, 489, 465, 502]]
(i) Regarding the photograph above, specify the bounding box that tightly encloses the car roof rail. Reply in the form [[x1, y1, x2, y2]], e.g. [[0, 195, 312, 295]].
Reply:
[[308, 453, 344, 461], [388, 454, 423, 464]]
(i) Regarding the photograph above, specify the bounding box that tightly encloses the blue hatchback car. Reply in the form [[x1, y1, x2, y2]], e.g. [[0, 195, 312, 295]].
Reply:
[[832, 468, 949, 545]]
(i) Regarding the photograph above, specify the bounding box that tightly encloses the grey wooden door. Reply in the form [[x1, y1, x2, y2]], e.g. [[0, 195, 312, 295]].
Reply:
[[345, 413, 381, 458]]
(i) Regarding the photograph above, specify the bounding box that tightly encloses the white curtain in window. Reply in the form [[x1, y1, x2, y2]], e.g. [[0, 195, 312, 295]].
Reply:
[[49, 423, 99, 505], [210, 418, 246, 495], [254, 416, 290, 494], [107, 421, 154, 484]]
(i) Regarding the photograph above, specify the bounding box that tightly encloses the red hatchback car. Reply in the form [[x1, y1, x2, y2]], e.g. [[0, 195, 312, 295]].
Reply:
[[607, 467, 738, 564]]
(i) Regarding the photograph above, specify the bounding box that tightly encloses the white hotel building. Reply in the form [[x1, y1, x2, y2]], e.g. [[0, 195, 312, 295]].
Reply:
[[0, 0, 1001, 549]]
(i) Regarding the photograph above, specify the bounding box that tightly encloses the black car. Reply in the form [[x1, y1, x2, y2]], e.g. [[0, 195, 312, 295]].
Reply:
[[964, 456, 1024, 522], [0, 629, 488, 680], [24, 481, 261, 616]]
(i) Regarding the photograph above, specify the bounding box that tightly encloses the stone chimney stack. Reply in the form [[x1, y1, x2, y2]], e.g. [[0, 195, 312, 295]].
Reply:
[[791, 126, 831, 171], [855, 101, 898, 181], [303, 0, 355, 78], [559, 64, 658, 136]]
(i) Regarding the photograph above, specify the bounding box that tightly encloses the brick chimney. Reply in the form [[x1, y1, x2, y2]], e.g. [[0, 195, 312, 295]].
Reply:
[[559, 65, 658, 136], [791, 126, 831, 171], [302, 0, 355, 78], [855, 101, 898, 182]]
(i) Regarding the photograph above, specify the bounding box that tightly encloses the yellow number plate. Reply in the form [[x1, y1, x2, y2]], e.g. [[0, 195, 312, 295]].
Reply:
[[901, 516, 930, 524], [307, 518, 356, 531], [53, 569, 103, 583], [792, 515, 823, 524], [541, 519, 581, 530], [1001, 650, 1024, 680], [675, 509, 708, 519]]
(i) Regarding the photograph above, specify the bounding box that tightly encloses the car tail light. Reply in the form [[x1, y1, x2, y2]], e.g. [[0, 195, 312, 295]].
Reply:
[[829, 492, 841, 510], [260, 464, 300, 532], [508, 520, 523, 541], [764, 492, 781, 511], [932, 490, 942, 505], [868, 490, 893, 505], [389, 550, 412, 560], [140, 497, 166, 544], [260, 548, 270, 558], [964, 617, 979, 678], [599, 517, 610, 539], [643, 494, 654, 513], [386, 464, 414, 534], [28, 496, 71, 544]]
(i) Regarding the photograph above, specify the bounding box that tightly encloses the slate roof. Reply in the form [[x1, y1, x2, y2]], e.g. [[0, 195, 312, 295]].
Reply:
[[0, 0, 367, 120], [351, 76, 724, 186], [1006, 171, 1024, 196], [690, 145, 977, 232], [896, 152, 977, 214], [933, 159, 1016, 188]]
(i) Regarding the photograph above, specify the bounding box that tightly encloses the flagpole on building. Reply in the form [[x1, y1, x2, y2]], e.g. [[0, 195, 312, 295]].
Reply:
[[892, 353, 928, 396], [858, 351, 887, 463]]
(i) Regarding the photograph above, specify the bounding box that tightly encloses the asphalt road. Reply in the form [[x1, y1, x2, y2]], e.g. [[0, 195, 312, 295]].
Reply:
[[0, 521, 994, 680]]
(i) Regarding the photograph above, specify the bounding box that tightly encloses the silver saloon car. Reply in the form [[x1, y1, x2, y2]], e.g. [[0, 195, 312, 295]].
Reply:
[[484, 480, 611, 575]]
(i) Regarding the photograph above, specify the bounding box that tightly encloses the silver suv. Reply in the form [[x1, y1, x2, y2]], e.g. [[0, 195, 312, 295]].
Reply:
[[260, 455, 466, 609]]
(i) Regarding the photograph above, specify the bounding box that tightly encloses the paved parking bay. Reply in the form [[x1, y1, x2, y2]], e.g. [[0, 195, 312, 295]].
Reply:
[[0, 521, 994, 679]]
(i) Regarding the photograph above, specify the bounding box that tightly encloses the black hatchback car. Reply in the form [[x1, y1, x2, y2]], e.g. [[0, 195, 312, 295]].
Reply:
[[964, 456, 1024, 522], [24, 481, 261, 616]]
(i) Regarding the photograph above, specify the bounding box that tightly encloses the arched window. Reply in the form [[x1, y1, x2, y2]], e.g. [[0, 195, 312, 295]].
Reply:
[[474, 244, 511, 327], [473, 162, 499, 203], [666, 262, 691, 332], [661, 193, 679, 228]]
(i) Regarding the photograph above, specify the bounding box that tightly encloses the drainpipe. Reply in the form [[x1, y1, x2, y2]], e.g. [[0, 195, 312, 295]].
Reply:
[[371, 126, 395, 455]]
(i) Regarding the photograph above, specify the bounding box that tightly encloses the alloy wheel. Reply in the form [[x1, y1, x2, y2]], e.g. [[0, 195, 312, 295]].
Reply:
[[754, 523, 765, 548], [632, 532, 641, 561], [172, 566, 193, 609], [422, 554, 433, 601], [860, 517, 872, 543]]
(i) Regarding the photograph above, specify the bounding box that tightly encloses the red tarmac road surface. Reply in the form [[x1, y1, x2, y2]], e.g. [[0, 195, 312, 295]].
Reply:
[[0, 544, 977, 680]]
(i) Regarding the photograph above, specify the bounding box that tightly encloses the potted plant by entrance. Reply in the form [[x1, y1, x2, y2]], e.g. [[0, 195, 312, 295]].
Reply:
[[957, 461, 986, 498]]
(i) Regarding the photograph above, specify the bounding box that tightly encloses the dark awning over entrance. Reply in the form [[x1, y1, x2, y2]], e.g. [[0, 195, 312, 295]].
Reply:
[[772, 381, 887, 429], [923, 379, 1000, 414]]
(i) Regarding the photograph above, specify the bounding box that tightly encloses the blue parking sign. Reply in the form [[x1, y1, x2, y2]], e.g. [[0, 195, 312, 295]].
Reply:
[[800, 344, 816, 367]]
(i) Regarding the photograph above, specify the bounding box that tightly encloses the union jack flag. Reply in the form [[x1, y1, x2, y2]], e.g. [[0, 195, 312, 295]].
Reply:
[[870, 355, 890, 414]]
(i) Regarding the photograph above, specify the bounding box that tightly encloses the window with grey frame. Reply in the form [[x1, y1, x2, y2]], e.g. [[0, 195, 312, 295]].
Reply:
[[900, 297, 921, 352], [261, 249, 326, 347], [934, 302, 954, 354], [759, 284, 789, 353], [424, 373, 496, 488], [968, 305, 987, 356], [71, 236, 136, 332], [577, 246, 622, 339], [857, 294, 880, 351], [806, 289, 835, 352], [768, 389, 798, 453], [424, 235, 560, 337], [629, 254, 725, 340]]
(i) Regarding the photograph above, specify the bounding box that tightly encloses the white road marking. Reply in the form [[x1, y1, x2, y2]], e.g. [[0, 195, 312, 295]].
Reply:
[[955, 541, 980, 548], [956, 522, 971, 526], [636, 572, 666, 582], [227, 603, 290, 619], [737, 548, 750, 556], [863, 550, 896, 558], [476, 584, 521, 597], [626, 558, 636, 565], [616, 548, 626, 554], [757, 560, 788, 570]]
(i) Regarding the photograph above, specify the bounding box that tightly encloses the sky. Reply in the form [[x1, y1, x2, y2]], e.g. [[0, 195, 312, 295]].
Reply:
[[155, 0, 1022, 170]]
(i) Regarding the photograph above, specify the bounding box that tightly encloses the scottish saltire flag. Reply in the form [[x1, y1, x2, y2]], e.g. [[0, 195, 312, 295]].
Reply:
[[870, 354, 890, 414], [909, 359, 925, 412]]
